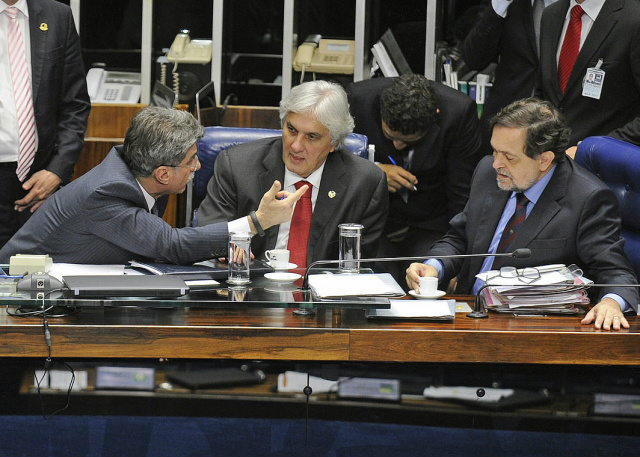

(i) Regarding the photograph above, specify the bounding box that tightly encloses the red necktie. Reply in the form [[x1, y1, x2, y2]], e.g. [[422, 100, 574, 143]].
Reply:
[[494, 193, 530, 267], [288, 181, 312, 269], [557, 5, 585, 94], [5, 7, 36, 182]]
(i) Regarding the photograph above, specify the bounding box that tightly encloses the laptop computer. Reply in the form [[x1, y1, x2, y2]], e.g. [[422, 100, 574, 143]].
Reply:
[[63, 275, 188, 298]]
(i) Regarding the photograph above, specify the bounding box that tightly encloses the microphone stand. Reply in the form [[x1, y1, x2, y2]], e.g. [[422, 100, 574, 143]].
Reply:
[[293, 249, 532, 316], [301, 249, 532, 290]]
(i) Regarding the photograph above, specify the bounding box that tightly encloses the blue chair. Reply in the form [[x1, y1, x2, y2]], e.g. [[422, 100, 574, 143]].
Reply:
[[574, 136, 640, 278], [186, 126, 370, 227]]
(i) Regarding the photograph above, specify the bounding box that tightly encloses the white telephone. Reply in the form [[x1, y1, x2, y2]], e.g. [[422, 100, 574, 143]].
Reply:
[[167, 30, 212, 64], [293, 35, 355, 75], [86, 68, 141, 104]]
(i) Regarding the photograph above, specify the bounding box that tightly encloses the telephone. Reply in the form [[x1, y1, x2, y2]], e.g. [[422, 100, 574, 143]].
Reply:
[[86, 67, 141, 104], [292, 35, 355, 75], [167, 30, 212, 65]]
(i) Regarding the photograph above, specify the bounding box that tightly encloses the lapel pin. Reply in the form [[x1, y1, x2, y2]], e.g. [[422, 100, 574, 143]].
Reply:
[[40, 23, 48, 31], [328, 190, 336, 199]]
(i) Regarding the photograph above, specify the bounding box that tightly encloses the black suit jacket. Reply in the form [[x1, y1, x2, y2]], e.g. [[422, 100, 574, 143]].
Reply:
[[196, 137, 389, 264], [428, 156, 638, 310], [463, 0, 539, 142], [27, 0, 91, 184], [538, 0, 640, 146], [346, 78, 482, 236]]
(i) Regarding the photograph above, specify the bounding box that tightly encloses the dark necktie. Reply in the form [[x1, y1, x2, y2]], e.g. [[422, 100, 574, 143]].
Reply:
[[495, 193, 530, 260], [287, 181, 312, 269], [557, 5, 585, 94], [151, 202, 159, 216]]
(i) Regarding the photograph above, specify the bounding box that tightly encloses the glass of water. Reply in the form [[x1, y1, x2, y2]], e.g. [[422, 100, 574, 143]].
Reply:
[[228, 232, 251, 285], [338, 223, 363, 273]]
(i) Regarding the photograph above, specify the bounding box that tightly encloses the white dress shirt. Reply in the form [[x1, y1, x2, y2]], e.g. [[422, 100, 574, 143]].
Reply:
[[0, 0, 38, 163]]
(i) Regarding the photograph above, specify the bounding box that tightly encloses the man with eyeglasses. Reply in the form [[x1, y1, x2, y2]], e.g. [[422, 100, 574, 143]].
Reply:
[[406, 98, 638, 331], [0, 107, 307, 264], [347, 74, 483, 285]]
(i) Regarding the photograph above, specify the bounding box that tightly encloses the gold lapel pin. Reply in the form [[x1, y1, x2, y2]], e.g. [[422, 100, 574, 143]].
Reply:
[[40, 23, 48, 31], [328, 190, 336, 199]]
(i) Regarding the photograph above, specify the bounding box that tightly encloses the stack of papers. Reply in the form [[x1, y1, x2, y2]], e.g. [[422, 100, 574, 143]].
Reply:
[[366, 299, 455, 321], [476, 265, 591, 315], [308, 273, 405, 299]]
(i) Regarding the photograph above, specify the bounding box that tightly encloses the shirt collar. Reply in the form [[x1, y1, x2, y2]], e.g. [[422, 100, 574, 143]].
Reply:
[[1, 0, 30, 18], [283, 160, 326, 190], [136, 179, 156, 212], [568, 0, 606, 21], [521, 163, 557, 205]]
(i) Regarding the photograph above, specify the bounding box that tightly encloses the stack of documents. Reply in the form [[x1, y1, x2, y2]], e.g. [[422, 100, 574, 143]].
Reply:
[[476, 264, 591, 314], [308, 273, 405, 299]]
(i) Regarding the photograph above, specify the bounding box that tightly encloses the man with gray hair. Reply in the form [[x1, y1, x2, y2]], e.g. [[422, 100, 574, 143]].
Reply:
[[196, 80, 388, 269], [406, 98, 638, 331], [0, 107, 306, 264]]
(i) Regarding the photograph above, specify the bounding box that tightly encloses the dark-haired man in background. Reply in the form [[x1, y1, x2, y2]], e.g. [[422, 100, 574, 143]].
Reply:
[[347, 74, 482, 285]]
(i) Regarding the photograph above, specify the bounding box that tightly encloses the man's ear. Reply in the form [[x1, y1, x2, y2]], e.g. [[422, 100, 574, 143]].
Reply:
[[539, 150, 555, 171], [154, 166, 172, 185]]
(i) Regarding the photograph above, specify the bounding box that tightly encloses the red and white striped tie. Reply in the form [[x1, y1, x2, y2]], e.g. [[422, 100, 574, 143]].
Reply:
[[5, 7, 36, 182]]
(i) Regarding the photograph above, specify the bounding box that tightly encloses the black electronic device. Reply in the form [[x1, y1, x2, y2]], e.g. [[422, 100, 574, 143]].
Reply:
[[166, 366, 266, 390]]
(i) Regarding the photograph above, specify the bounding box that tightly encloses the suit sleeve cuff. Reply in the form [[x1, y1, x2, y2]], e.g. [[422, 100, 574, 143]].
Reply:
[[603, 293, 629, 312], [228, 216, 251, 235], [425, 259, 445, 282]]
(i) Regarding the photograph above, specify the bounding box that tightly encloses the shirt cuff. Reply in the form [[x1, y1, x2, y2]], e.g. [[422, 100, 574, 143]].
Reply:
[[493, 0, 512, 17], [228, 216, 251, 235], [603, 293, 629, 312], [425, 259, 445, 282]]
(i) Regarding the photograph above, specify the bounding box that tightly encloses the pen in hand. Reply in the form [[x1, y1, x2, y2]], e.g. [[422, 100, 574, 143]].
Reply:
[[388, 155, 417, 191]]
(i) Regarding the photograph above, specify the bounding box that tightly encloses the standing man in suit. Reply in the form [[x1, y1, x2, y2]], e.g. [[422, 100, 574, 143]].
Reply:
[[406, 98, 638, 331], [0, 107, 307, 264], [196, 80, 389, 269], [0, 0, 91, 247], [346, 75, 482, 285], [463, 0, 556, 154], [538, 0, 640, 152]]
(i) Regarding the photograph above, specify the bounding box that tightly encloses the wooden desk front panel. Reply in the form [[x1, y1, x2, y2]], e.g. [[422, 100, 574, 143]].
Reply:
[[1, 304, 638, 365]]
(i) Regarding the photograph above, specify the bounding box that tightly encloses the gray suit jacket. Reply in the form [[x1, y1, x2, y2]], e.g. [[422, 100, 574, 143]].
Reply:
[[0, 147, 229, 264], [28, 0, 91, 184], [538, 0, 640, 146], [196, 137, 389, 263], [429, 156, 639, 310]]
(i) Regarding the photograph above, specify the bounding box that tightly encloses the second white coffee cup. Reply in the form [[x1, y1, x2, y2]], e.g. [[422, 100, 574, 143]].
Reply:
[[265, 249, 290, 268]]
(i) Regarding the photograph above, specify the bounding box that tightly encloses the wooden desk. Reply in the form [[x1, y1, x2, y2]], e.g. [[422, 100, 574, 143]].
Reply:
[[1, 297, 638, 365]]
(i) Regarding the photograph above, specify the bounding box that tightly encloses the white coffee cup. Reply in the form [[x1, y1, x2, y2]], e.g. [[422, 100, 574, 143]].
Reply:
[[265, 249, 290, 269], [418, 276, 438, 295]]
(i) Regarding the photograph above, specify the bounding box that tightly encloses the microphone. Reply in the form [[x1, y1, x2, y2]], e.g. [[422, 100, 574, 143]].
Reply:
[[301, 248, 532, 290]]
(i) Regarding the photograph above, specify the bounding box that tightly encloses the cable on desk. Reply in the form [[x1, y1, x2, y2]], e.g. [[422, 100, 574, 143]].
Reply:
[[9, 289, 77, 419]]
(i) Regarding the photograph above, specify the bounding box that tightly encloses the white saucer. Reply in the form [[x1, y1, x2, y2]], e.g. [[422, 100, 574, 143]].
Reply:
[[409, 289, 446, 299], [268, 262, 298, 271], [264, 272, 302, 284]]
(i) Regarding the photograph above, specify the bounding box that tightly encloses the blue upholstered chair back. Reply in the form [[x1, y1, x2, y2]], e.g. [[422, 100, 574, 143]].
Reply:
[[186, 126, 369, 226], [574, 136, 640, 278]]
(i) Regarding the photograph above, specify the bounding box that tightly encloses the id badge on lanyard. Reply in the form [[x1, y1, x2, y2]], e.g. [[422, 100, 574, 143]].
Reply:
[[582, 58, 605, 99]]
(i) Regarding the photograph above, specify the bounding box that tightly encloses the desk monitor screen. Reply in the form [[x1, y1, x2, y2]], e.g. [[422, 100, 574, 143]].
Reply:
[[196, 80, 218, 126], [150, 80, 178, 108], [63, 275, 188, 298]]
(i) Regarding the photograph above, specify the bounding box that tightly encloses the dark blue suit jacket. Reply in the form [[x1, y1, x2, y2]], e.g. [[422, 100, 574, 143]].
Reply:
[[0, 147, 229, 264], [429, 156, 638, 310]]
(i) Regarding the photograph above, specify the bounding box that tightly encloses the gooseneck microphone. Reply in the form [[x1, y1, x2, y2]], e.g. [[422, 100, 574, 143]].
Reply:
[[301, 248, 532, 290]]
